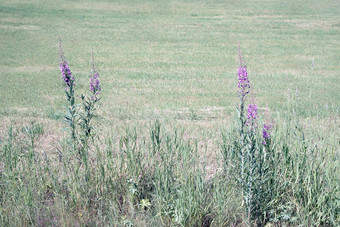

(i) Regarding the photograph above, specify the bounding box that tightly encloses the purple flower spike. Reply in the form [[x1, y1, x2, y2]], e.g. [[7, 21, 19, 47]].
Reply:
[[238, 65, 250, 95], [58, 37, 74, 90], [262, 123, 272, 144], [246, 103, 259, 130], [59, 60, 74, 89], [237, 46, 250, 96], [90, 72, 101, 96], [263, 124, 271, 139]]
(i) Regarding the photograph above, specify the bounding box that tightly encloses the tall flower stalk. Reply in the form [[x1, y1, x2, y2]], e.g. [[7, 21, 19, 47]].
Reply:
[[58, 37, 78, 149], [80, 53, 101, 147], [234, 47, 262, 225], [235, 47, 252, 225], [237, 47, 251, 136]]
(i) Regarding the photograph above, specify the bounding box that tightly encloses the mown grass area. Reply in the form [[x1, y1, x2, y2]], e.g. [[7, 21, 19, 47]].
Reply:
[[0, 0, 339, 226], [0, 0, 339, 121]]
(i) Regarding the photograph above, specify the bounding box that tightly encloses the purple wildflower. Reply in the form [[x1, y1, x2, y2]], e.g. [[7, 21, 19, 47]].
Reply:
[[263, 123, 272, 139], [90, 73, 101, 95], [262, 123, 272, 145], [238, 65, 250, 95], [58, 37, 74, 90], [59, 61, 74, 90], [237, 46, 250, 96], [89, 53, 101, 98], [246, 103, 259, 130]]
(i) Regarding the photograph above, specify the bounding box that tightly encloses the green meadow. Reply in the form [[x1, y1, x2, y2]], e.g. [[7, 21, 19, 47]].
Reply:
[[1, 0, 339, 121], [0, 0, 339, 226]]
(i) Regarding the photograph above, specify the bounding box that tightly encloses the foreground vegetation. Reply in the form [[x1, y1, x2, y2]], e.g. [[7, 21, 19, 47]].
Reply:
[[0, 114, 339, 226]]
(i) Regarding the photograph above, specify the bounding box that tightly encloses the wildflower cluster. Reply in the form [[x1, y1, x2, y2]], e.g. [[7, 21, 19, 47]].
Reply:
[[57, 38, 102, 157]]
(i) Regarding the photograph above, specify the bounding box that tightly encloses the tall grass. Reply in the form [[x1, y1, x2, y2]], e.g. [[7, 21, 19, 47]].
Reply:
[[0, 115, 338, 226]]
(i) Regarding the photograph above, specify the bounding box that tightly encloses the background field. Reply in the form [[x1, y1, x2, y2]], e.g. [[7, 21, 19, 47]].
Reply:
[[1, 0, 339, 128]]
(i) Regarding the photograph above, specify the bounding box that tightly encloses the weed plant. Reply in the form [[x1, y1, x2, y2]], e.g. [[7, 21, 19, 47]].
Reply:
[[58, 38, 102, 161]]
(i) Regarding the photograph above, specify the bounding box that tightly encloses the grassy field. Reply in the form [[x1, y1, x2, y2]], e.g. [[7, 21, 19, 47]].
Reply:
[[1, 0, 339, 121], [0, 0, 339, 226]]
